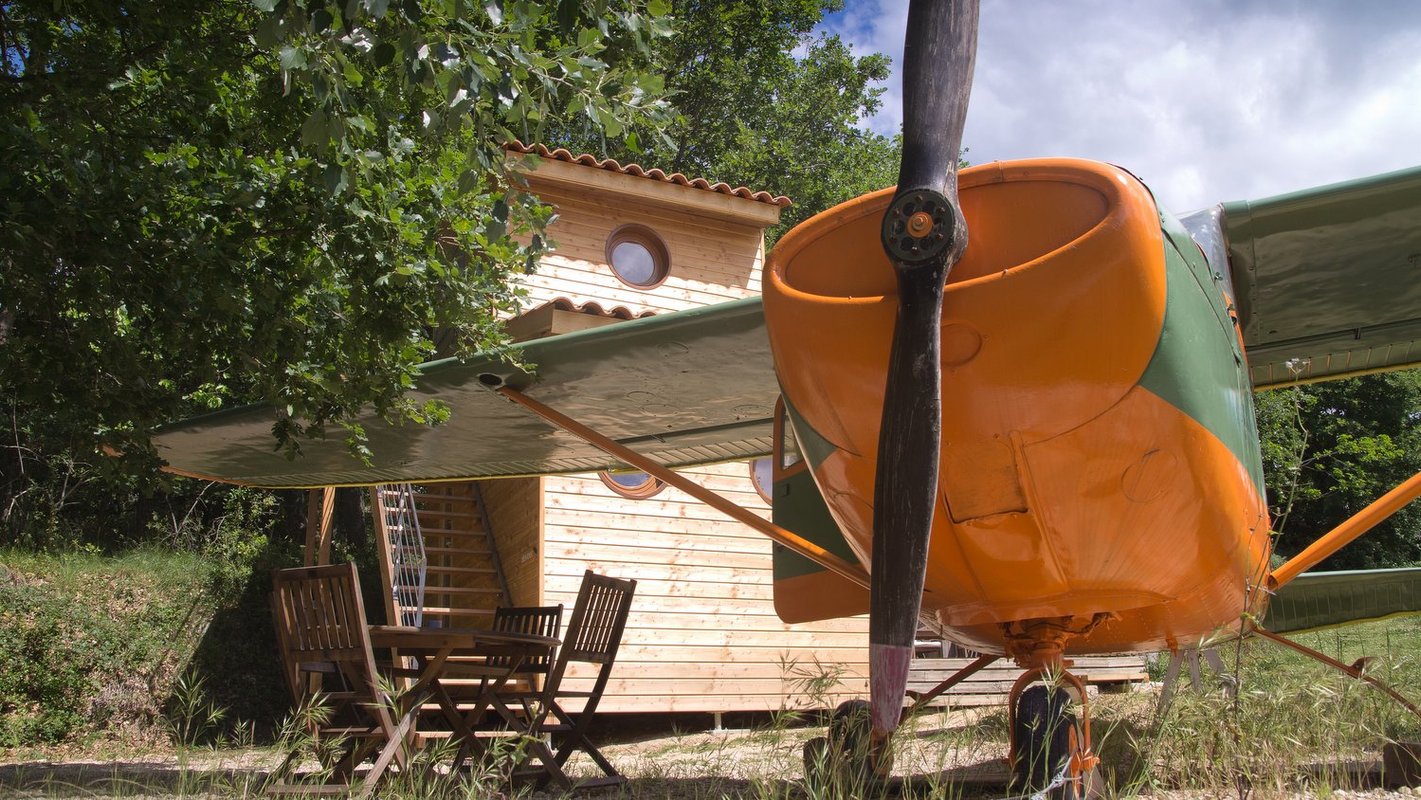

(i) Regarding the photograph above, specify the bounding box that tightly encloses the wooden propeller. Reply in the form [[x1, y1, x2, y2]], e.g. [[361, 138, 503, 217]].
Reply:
[[868, 0, 979, 739]]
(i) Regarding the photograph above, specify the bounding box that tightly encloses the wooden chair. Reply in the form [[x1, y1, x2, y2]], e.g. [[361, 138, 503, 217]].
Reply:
[[488, 604, 564, 685], [502, 571, 637, 790], [433, 604, 564, 729], [268, 563, 412, 797]]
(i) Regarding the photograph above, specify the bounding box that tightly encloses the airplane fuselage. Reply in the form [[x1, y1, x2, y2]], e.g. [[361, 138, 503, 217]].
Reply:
[[764, 159, 1273, 655]]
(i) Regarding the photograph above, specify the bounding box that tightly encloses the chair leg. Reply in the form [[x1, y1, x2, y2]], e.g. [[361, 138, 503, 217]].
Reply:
[[521, 734, 575, 792], [351, 706, 420, 800], [549, 703, 624, 784]]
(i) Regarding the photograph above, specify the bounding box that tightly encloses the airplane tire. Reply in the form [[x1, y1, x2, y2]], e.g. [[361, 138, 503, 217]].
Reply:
[[802, 700, 891, 790], [1010, 684, 1075, 798]]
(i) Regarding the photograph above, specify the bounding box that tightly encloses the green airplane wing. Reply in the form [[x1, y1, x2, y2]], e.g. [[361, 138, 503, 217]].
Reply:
[[153, 298, 777, 488], [1211, 165, 1421, 389], [1263, 567, 1421, 635]]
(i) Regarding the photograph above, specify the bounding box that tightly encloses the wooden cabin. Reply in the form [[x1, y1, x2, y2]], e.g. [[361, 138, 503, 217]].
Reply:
[[356, 144, 1146, 716]]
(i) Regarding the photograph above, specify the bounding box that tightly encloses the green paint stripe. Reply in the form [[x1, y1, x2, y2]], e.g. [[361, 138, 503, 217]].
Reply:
[[1138, 211, 1267, 499], [772, 397, 862, 580]]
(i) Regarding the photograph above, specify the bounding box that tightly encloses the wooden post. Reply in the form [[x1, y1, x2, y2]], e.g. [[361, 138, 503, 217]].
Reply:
[[303, 487, 336, 566], [370, 486, 401, 629]]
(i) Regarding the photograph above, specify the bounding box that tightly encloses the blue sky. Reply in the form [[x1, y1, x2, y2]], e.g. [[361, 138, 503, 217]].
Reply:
[[821, 0, 1421, 211]]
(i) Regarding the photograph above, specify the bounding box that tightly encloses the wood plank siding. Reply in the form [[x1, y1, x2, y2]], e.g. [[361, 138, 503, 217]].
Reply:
[[510, 183, 765, 315], [540, 464, 872, 714]]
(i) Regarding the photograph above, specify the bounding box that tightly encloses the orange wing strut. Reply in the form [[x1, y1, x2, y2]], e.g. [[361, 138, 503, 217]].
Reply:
[[496, 387, 871, 590], [1269, 469, 1421, 589], [1253, 627, 1421, 721]]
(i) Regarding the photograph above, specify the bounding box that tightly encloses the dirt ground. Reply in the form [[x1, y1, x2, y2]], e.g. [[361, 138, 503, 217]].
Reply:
[[0, 707, 1416, 798]]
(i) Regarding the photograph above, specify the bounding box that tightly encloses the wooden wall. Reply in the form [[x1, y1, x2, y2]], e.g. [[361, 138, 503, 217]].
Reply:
[[511, 183, 764, 314], [494, 161, 876, 714], [540, 464, 871, 714], [478, 478, 543, 608]]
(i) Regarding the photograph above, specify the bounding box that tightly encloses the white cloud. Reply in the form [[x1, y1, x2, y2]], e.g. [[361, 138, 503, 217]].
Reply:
[[822, 0, 1421, 210]]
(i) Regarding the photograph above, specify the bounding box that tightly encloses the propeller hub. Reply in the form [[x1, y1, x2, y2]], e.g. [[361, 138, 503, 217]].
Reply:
[[881, 187, 958, 266]]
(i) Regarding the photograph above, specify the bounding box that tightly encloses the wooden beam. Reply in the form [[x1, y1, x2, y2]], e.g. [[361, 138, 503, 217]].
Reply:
[[303, 487, 335, 566], [511, 155, 784, 228]]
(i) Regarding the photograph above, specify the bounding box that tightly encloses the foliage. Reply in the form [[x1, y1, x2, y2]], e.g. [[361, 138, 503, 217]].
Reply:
[[0, 0, 671, 546], [0, 548, 206, 746], [554, 0, 901, 243], [0, 524, 296, 747], [1255, 370, 1421, 570]]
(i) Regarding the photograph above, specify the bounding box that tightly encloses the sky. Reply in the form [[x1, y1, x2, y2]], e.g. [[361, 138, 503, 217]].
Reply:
[[821, 0, 1421, 212]]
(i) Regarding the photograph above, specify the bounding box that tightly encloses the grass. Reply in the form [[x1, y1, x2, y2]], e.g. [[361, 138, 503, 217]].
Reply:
[[5, 584, 1421, 798]]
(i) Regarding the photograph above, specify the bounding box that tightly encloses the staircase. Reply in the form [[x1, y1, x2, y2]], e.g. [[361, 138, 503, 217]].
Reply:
[[373, 482, 511, 629]]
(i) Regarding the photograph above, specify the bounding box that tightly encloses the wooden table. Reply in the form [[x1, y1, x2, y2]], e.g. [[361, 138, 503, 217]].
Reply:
[[367, 625, 561, 770]]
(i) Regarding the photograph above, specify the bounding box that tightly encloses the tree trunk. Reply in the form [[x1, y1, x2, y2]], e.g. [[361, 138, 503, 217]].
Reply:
[[333, 487, 367, 551]]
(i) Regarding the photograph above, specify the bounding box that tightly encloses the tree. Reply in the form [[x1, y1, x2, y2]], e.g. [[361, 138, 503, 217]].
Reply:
[[552, 0, 901, 241], [1256, 370, 1421, 570], [0, 0, 671, 545]]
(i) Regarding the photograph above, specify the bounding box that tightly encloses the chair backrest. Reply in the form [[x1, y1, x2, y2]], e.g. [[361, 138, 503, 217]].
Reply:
[[490, 604, 563, 675], [270, 563, 381, 704], [558, 571, 637, 668]]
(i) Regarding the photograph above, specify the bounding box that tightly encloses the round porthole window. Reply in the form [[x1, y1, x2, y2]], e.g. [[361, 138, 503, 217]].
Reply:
[[599, 470, 667, 499], [606, 225, 670, 288]]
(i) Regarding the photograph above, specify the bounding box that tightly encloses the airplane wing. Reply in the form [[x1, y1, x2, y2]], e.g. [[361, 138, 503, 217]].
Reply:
[[1262, 567, 1421, 635], [1185, 165, 1421, 389], [159, 165, 1421, 490], [153, 297, 777, 488]]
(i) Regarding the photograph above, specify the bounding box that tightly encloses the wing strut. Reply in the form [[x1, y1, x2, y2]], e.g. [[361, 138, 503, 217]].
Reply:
[[493, 385, 870, 589], [1253, 627, 1421, 721], [1269, 469, 1421, 589]]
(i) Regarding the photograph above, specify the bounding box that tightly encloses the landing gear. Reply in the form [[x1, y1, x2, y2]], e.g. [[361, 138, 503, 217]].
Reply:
[[1007, 670, 1099, 799], [1011, 684, 1073, 794], [802, 700, 893, 791]]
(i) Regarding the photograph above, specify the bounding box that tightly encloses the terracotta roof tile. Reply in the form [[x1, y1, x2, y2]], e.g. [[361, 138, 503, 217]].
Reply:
[[506, 141, 792, 208], [544, 297, 657, 320]]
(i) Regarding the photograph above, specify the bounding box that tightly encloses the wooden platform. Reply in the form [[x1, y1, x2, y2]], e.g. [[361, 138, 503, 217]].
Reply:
[[907, 655, 1149, 707]]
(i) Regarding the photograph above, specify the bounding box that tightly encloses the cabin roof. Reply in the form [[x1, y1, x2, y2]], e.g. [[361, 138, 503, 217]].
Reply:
[[506, 142, 792, 209]]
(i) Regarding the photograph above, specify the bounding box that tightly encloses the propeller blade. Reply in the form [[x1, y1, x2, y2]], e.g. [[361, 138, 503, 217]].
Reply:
[[869, 0, 979, 739]]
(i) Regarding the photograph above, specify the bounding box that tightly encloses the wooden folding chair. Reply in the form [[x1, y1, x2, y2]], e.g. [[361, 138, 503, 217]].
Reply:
[[502, 571, 637, 790], [433, 605, 564, 728], [268, 563, 413, 797]]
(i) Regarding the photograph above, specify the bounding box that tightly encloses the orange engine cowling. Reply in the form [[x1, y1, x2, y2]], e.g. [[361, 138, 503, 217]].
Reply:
[[764, 159, 1271, 654]]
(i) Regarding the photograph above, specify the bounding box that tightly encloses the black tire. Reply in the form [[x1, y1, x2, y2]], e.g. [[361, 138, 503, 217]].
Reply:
[[801, 700, 891, 791], [1010, 684, 1075, 797]]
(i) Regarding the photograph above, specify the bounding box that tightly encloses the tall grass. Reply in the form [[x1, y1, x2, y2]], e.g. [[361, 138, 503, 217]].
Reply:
[[5, 616, 1421, 798]]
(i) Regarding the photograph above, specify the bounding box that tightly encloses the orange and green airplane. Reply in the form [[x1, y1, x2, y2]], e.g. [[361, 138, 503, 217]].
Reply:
[[155, 0, 1421, 792]]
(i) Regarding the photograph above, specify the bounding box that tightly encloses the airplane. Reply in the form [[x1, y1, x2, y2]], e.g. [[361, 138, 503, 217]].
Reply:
[[152, 0, 1421, 794]]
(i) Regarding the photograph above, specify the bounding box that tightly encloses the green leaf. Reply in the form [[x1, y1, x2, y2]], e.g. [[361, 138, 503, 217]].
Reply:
[[301, 109, 330, 147], [372, 41, 396, 67], [323, 163, 349, 194], [279, 46, 308, 70]]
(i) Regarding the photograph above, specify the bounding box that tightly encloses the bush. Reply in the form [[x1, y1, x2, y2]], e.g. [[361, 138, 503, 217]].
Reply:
[[0, 529, 297, 748]]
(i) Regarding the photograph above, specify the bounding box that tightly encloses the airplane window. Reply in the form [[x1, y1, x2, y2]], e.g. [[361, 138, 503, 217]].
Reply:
[[599, 470, 666, 499], [606, 225, 669, 288], [750, 457, 774, 503], [777, 404, 804, 471]]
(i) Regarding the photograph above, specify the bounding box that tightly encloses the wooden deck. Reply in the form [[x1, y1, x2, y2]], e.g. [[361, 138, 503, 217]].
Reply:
[[908, 655, 1150, 707]]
